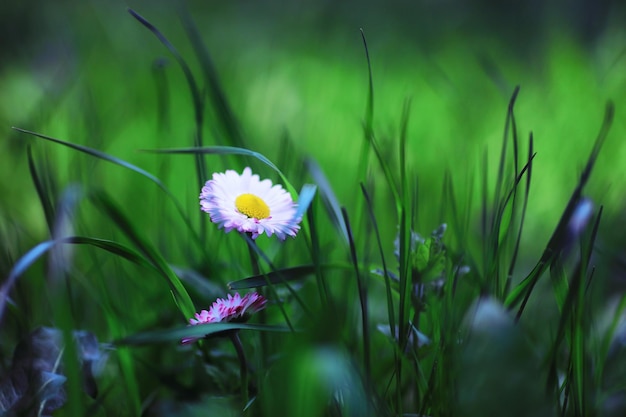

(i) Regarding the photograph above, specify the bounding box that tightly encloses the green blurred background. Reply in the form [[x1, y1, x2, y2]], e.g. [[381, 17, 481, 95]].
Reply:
[[2, 0, 626, 298]]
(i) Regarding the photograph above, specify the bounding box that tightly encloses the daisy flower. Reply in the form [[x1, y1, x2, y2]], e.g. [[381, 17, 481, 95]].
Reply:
[[200, 167, 301, 240], [182, 292, 267, 345]]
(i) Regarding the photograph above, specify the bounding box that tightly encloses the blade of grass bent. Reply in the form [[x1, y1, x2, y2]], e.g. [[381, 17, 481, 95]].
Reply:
[[356, 29, 374, 206], [489, 86, 520, 294], [177, 6, 245, 149], [545, 208, 603, 401], [341, 207, 371, 394], [241, 234, 302, 329], [27, 145, 55, 234], [228, 265, 319, 289], [504, 134, 534, 296], [0, 235, 168, 323], [12, 128, 206, 261], [127, 8, 207, 190], [142, 146, 315, 246], [142, 145, 287, 185], [91, 192, 196, 319], [117, 322, 293, 345], [305, 158, 349, 243], [506, 102, 614, 317]]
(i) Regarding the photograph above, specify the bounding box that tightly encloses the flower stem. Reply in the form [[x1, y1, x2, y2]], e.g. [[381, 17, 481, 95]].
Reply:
[[230, 331, 249, 407], [244, 234, 267, 401]]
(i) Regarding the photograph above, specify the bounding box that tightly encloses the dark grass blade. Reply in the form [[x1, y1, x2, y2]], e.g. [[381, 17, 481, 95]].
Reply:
[[573, 207, 603, 414], [490, 150, 536, 296], [547, 207, 603, 413], [360, 183, 396, 333], [488, 86, 520, 295], [395, 195, 412, 414], [356, 28, 374, 191], [127, 8, 207, 190], [68, 237, 154, 267], [228, 265, 319, 289], [152, 57, 171, 132], [341, 207, 371, 393], [443, 172, 467, 259], [177, 7, 245, 149], [396, 103, 413, 356], [240, 233, 305, 330], [90, 192, 196, 319], [26, 145, 55, 235], [505, 102, 614, 317], [480, 147, 489, 278], [596, 293, 626, 386], [116, 322, 293, 346], [305, 157, 349, 243], [491, 86, 520, 233], [306, 201, 331, 307], [504, 133, 534, 295], [0, 236, 167, 323], [11, 128, 206, 258]]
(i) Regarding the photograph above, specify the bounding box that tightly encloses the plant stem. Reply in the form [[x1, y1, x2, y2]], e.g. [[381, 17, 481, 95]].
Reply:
[[245, 234, 268, 397], [230, 331, 249, 407]]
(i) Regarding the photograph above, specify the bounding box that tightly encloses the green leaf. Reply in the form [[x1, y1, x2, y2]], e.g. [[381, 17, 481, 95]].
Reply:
[[140, 145, 287, 183], [228, 265, 318, 289], [117, 323, 293, 345]]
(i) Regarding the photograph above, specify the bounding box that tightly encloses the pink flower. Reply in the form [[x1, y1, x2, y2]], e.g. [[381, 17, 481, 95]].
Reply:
[[182, 292, 267, 344]]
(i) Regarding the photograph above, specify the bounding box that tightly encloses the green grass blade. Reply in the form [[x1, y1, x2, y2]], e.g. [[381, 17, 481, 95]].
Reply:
[[240, 233, 305, 328], [549, 258, 569, 312], [508, 102, 614, 319], [488, 86, 520, 294], [228, 265, 319, 289], [141, 145, 297, 192], [504, 134, 534, 295], [26, 145, 55, 234], [13, 128, 162, 191], [305, 157, 349, 243], [360, 183, 396, 333], [178, 6, 245, 149], [356, 28, 374, 193], [90, 192, 196, 319], [127, 8, 207, 188], [117, 323, 293, 345], [12, 127, 206, 259], [0, 234, 168, 323], [341, 207, 371, 392]]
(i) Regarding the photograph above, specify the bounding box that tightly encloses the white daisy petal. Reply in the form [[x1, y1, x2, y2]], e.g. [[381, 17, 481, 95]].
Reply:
[[199, 167, 301, 240]]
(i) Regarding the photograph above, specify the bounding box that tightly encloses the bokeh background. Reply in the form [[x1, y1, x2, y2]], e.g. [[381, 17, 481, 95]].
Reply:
[[2, 1, 626, 415], [2, 0, 626, 248]]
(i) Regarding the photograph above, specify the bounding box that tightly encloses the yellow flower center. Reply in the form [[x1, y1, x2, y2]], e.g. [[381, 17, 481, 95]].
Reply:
[[235, 193, 270, 219]]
